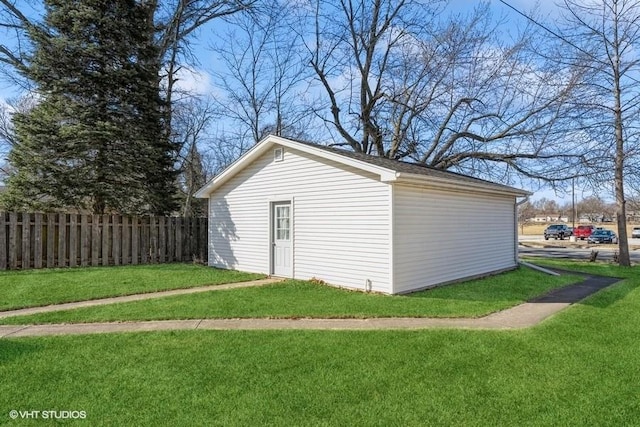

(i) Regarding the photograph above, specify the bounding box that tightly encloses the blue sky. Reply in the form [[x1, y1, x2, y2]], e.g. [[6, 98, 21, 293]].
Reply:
[[2, 0, 558, 101], [0, 0, 580, 202]]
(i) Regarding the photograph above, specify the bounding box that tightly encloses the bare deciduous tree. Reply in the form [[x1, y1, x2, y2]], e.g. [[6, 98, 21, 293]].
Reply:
[[210, 0, 313, 148], [304, 0, 585, 183], [172, 96, 215, 216], [153, 0, 256, 139], [550, 0, 640, 266]]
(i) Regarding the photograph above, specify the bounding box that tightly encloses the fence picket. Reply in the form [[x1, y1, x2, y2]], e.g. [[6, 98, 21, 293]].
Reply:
[[112, 215, 121, 266], [167, 217, 175, 262], [58, 213, 66, 267], [175, 217, 183, 262], [9, 213, 18, 269], [122, 216, 130, 264], [34, 213, 43, 269], [150, 216, 158, 264], [69, 214, 77, 267], [141, 217, 149, 264], [46, 214, 55, 268], [131, 216, 139, 265], [158, 216, 166, 263], [21, 212, 31, 269], [102, 214, 110, 266], [91, 215, 100, 266], [81, 215, 90, 266], [184, 217, 191, 261], [0, 212, 6, 270]]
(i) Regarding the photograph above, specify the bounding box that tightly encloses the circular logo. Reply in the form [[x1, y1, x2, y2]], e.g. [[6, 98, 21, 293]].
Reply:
[[9, 410, 18, 419]]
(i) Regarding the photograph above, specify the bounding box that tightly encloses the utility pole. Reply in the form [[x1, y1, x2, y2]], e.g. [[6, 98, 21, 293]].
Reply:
[[572, 178, 576, 229]]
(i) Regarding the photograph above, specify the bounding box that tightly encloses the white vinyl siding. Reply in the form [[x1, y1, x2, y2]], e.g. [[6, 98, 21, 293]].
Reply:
[[208, 145, 391, 292], [392, 184, 517, 293]]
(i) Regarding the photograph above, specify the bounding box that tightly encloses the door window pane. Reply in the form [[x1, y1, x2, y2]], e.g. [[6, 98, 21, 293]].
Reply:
[[276, 205, 290, 240]]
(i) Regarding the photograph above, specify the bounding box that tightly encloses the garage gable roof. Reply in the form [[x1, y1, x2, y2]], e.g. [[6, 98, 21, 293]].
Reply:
[[195, 135, 531, 198]]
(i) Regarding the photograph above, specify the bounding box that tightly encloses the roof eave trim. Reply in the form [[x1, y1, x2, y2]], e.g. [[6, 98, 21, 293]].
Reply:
[[394, 172, 532, 197], [274, 137, 397, 182]]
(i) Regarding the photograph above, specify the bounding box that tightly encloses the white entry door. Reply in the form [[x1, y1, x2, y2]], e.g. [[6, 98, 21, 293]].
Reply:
[[272, 202, 292, 277]]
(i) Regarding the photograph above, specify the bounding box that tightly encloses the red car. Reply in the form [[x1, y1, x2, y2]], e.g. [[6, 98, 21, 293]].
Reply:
[[573, 225, 595, 240]]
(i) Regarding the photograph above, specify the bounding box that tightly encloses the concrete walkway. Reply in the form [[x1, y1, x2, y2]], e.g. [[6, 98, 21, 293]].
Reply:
[[0, 277, 282, 320], [0, 275, 620, 338]]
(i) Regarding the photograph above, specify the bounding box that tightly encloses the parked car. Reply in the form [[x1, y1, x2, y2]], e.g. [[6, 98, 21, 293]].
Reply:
[[544, 224, 571, 240], [574, 225, 595, 240], [632, 227, 640, 238], [587, 229, 618, 244]]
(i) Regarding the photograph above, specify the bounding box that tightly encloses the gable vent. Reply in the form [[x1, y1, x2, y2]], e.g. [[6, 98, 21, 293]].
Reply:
[[274, 147, 284, 162]]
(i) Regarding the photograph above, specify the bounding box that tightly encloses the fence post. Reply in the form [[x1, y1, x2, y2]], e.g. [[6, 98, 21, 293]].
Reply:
[[0, 212, 6, 270]]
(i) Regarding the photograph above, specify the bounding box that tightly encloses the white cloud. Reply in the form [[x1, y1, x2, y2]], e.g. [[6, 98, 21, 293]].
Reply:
[[173, 67, 213, 96]]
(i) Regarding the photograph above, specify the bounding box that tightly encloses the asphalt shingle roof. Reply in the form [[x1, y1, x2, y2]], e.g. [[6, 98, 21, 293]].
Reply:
[[292, 139, 528, 195]]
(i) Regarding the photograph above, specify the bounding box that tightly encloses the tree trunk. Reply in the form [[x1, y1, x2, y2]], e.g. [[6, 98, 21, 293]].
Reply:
[[612, 2, 630, 267], [614, 103, 630, 266]]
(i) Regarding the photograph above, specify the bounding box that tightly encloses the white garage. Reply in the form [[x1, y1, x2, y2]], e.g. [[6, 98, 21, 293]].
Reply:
[[195, 135, 529, 294]]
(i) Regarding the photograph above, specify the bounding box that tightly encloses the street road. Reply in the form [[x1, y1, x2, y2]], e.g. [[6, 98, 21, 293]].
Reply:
[[519, 236, 640, 262], [519, 245, 640, 262]]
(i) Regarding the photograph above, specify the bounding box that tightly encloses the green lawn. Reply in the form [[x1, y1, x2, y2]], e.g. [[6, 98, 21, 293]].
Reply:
[[0, 264, 265, 311], [1, 260, 639, 426], [0, 266, 581, 324]]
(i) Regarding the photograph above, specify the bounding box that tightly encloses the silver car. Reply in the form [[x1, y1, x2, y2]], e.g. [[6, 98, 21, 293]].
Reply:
[[587, 229, 618, 244], [632, 227, 640, 238]]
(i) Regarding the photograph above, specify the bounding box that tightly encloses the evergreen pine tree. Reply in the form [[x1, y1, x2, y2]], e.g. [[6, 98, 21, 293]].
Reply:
[[2, 0, 178, 214]]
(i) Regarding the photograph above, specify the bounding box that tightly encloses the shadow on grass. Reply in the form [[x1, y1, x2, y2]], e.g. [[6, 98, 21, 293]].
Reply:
[[403, 267, 582, 304], [0, 340, 41, 362], [577, 278, 637, 309], [523, 259, 635, 309], [528, 275, 622, 304]]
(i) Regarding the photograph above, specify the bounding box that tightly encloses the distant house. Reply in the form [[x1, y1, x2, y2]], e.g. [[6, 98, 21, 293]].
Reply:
[[627, 211, 640, 222], [196, 135, 530, 294], [532, 215, 549, 223], [580, 213, 613, 223], [531, 214, 568, 223]]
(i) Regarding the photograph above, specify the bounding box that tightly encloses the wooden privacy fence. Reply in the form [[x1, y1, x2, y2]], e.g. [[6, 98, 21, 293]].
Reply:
[[0, 212, 208, 270]]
